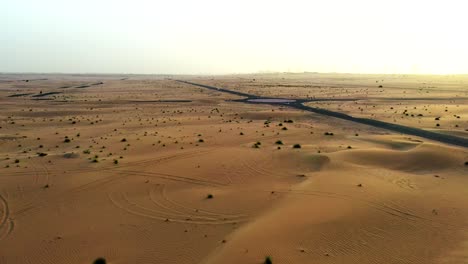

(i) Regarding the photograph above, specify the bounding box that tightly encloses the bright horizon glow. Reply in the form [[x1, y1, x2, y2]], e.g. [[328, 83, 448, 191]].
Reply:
[[1, 0, 468, 75]]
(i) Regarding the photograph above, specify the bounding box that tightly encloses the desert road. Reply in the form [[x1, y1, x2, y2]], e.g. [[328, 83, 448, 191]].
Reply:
[[177, 80, 468, 148]]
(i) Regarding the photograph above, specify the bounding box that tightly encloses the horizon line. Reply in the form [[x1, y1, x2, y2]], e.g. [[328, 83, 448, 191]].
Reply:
[[1, 71, 468, 77]]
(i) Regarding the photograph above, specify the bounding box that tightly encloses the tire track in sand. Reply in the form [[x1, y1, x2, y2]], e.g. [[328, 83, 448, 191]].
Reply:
[[108, 190, 247, 225], [13, 149, 222, 219], [0, 194, 14, 241]]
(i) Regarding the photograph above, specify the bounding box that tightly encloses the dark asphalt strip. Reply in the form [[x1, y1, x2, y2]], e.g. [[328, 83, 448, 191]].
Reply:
[[176, 80, 468, 148]]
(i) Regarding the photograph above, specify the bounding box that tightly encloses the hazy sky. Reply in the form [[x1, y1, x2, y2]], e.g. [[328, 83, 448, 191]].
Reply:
[[2, 0, 468, 74]]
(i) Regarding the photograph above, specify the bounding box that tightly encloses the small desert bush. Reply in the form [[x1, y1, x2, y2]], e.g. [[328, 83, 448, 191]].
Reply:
[[93, 258, 106, 264]]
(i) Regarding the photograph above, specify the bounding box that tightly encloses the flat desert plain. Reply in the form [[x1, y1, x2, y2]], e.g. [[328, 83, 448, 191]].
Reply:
[[0, 73, 467, 264]]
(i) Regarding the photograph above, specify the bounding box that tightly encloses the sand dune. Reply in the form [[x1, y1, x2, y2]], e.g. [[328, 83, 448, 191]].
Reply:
[[203, 144, 468, 264], [334, 143, 466, 173], [0, 73, 467, 264]]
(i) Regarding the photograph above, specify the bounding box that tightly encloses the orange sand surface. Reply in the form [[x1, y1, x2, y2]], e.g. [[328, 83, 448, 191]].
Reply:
[[0, 73, 467, 264]]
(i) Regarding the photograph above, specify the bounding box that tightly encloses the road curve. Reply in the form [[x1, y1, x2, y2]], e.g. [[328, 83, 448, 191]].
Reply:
[[176, 80, 468, 148]]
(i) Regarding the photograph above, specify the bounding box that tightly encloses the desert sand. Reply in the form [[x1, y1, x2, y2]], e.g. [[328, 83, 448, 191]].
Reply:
[[0, 73, 467, 264]]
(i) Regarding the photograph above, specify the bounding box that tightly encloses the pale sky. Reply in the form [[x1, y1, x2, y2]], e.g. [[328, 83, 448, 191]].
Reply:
[[1, 0, 468, 74]]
